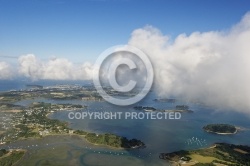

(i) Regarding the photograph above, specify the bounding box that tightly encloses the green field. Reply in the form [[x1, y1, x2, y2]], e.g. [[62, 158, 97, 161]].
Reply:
[[160, 143, 250, 165]]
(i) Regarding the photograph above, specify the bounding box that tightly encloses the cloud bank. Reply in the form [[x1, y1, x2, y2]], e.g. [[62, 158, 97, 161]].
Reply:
[[0, 12, 250, 112], [129, 12, 250, 112], [17, 54, 93, 80], [0, 61, 13, 79]]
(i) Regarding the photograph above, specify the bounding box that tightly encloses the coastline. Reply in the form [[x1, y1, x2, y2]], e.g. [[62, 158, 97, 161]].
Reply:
[[203, 124, 238, 135], [0, 149, 26, 166], [46, 109, 145, 150], [3, 133, 134, 151], [4, 128, 144, 150], [204, 129, 238, 135], [160, 143, 250, 165]]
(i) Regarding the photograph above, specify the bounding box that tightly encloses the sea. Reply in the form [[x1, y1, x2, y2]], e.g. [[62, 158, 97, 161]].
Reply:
[[0, 79, 250, 166]]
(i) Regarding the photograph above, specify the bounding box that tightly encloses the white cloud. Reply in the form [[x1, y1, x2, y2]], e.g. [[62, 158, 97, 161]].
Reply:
[[0, 61, 13, 79], [1, 12, 250, 113], [18, 54, 93, 81], [128, 12, 250, 112], [18, 54, 43, 80]]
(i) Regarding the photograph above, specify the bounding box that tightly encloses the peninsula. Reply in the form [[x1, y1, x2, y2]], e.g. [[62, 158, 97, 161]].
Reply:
[[160, 143, 250, 165]]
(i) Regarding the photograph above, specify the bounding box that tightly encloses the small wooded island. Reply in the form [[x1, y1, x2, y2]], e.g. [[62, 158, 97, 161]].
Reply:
[[134, 105, 194, 113], [203, 124, 237, 134]]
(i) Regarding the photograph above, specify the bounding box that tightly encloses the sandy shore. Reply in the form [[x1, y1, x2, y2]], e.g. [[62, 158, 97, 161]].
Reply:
[[204, 129, 237, 135]]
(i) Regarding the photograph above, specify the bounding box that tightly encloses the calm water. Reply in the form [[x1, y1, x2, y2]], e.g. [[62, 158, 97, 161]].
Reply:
[[1, 81, 250, 165], [49, 93, 250, 152]]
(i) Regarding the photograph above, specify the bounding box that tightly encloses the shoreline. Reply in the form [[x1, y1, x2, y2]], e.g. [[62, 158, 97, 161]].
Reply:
[[46, 134, 126, 150], [0, 149, 26, 166], [46, 109, 145, 150], [204, 129, 238, 135], [1, 131, 143, 151], [161, 143, 250, 165]]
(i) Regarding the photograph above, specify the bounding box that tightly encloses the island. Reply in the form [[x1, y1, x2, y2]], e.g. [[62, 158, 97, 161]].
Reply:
[[169, 105, 194, 113], [154, 98, 176, 103], [26, 84, 43, 89], [203, 124, 237, 134], [134, 105, 193, 113], [159, 143, 250, 165], [134, 106, 157, 111], [176, 105, 189, 110]]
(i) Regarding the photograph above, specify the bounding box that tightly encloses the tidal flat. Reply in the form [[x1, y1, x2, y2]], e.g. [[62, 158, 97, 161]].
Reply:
[[3, 135, 166, 166]]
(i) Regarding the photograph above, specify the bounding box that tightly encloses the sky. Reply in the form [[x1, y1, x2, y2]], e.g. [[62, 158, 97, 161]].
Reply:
[[1, 0, 250, 113], [0, 0, 250, 63]]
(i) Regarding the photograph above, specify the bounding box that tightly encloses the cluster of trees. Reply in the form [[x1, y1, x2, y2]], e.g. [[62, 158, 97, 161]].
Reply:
[[195, 143, 250, 165], [15, 124, 38, 138], [154, 99, 176, 103], [160, 143, 250, 165], [0, 150, 25, 166], [176, 105, 189, 110], [0, 103, 24, 110], [31, 102, 84, 110], [159, 150, 190, 161], [31, 102, 52, 109], [215, 143, 250, 165], [73, 130, 87, 135], [85, 132, 145, 148], [193, 164, 216, 166], [203, 124, 237, 133], [86, 133, 123, 147], [0, 149, 7, 157], [134, 106, 156, 111], [68, 104, 83, 108]]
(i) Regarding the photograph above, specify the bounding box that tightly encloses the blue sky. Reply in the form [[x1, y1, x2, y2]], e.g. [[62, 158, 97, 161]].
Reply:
[[0, 0, 250, 63]]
